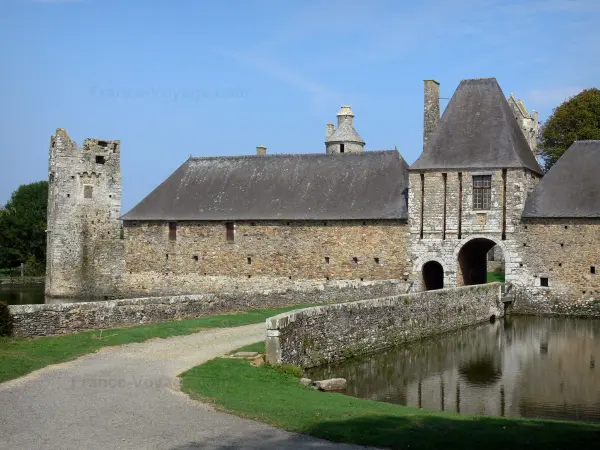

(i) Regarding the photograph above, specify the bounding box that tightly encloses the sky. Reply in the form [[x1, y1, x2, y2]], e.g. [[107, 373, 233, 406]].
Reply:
[[1, 0, 599, 212]]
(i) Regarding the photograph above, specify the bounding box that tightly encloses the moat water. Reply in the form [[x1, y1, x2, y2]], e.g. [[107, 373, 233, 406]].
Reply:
[[0, 284, 46, 305], [306, 316, 600, 422], [0, 284, 94, 305]]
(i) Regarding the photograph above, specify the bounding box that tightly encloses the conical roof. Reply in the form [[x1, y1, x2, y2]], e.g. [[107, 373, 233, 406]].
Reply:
[[523, 141, 600, 218], [410, 78, 542, 174], [326, 106, 364, 144]]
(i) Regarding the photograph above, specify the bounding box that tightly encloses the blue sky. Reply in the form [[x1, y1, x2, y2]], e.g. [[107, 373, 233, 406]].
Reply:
[[1, 0, 599, 212]]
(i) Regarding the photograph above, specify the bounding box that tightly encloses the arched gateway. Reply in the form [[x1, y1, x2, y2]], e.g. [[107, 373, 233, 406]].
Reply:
[[457, 237, 500, 286], [422, 261, 444, 290]]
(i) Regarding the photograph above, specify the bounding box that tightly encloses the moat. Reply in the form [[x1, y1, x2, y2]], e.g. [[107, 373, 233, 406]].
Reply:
[[0, 284, 92, 305], [307, 316, 600, 422], [0, 284, 45, 305]]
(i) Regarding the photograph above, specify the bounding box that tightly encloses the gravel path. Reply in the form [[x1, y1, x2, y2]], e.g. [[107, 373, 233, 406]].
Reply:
[[0, 324, 364, 450]]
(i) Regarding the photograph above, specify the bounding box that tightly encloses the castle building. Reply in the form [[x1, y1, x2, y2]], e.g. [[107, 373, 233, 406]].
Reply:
[[408, 78, 543, 292], [45, 78, 600, 315]]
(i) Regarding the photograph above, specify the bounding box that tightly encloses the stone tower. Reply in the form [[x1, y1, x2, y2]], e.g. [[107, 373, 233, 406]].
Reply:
[[507, 94, 540, 156], [325, 106, 365, 154], [45, 129, 124, 299]]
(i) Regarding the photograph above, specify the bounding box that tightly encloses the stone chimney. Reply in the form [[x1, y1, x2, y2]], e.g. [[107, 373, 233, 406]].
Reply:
[[256, 146, 267, 156], [423, 80, 440, 150], [326, 123, 334, 138], [337, 105, 354, 127]]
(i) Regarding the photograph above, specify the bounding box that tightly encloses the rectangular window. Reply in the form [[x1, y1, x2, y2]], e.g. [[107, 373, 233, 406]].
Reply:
[[83, 185, 93, 199], [168, 222, 177, 241], [540, 277, 549, 287], [96, 155, 106, 164], [226, 222, 235, 242], [472, 175, 491, 210]]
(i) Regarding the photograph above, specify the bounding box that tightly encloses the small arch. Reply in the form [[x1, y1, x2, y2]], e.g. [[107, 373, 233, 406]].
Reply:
[[423, 261, 444, 291]]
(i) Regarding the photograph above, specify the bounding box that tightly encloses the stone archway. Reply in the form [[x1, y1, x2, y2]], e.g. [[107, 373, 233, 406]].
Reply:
[[457, 237, 499, 286], [422, 261, 444, 290]]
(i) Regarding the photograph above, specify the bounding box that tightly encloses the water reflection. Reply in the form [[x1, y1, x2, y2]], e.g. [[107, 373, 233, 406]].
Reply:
[[0, 284, 46, 305], [306, 316, 600, 422], [0, 284, 92, 305]]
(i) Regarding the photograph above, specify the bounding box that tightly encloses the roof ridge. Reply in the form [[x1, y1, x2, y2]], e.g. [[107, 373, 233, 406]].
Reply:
[[189, 150, 398, 161]]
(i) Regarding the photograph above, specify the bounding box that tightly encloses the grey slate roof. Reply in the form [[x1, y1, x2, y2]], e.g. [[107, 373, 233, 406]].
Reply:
[[522, 141, 600, 218], [326, 121, 365, 143], [410, 78, 543, 174], [121, 150, 409, 221]]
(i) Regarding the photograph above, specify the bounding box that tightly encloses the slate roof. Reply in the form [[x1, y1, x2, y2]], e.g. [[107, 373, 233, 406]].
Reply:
[[522, 141, 600, 218], [326, 120, 365, 144], [121, 150, 409, 221], [410, 78, 543, 174]]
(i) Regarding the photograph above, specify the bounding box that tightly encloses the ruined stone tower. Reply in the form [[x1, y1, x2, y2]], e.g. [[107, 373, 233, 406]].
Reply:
[[45, 129, 124, 299], [507, 94, 539, 156], [325, 106, 365, 154]]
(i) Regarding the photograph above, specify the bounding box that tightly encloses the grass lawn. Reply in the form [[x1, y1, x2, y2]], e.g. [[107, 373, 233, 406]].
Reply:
[[0, 304, 312, 384], [180, 342, 600, 450], [487, 271, 505, 283]]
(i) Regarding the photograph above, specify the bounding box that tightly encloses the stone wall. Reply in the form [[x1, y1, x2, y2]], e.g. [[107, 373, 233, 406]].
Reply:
[[8, 278, 407, 337], [265, 283, 503, 368], [513, 218, 600, 316], [121, 220, 409, 297], [46, 129, 124, 299], [407, 168, 540, 290]]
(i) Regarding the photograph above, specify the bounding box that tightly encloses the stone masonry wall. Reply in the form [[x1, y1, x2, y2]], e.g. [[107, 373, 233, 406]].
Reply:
[[46, 129, 124, 299], [120, 220, 409, 297], [512, 218, 600, 316], [8, 279, 407, 337], [407, 168, 540, 290], [265, 283, 504, 368]]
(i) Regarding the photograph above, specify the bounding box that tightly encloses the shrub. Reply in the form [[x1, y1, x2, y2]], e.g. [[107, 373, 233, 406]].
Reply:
[[0, 301, 13, 337], [24, 256, 46, 277]]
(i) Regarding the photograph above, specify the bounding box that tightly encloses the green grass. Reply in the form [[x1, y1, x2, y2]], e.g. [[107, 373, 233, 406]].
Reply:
[[0, 304, 312, 383], [487, 271, 505, 283], [180, 343, 600, 450]]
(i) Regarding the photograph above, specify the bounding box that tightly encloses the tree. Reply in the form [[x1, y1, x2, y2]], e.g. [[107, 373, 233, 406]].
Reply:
[[540, 88, 600, 171], [0, 181, 48, 275]]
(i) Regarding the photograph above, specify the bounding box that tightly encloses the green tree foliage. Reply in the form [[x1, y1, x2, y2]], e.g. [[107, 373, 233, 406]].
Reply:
[[0, 181, 48, 274], [540, 88, 600, 170]]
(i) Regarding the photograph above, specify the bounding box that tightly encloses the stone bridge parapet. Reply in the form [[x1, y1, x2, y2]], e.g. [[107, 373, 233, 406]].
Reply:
[[265, 283, 504, 368]]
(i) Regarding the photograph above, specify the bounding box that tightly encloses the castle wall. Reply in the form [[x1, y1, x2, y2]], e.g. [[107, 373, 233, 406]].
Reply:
[[45, 130, 124, 299], [121, 220, 409, 297], [513, 218, 600, 316], [407, 168, 540, 290]]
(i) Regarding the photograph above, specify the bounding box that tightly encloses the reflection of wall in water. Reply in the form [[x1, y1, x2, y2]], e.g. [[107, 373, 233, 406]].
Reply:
[[509, 318, 600, 420], [310, 317, 600, 420]]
